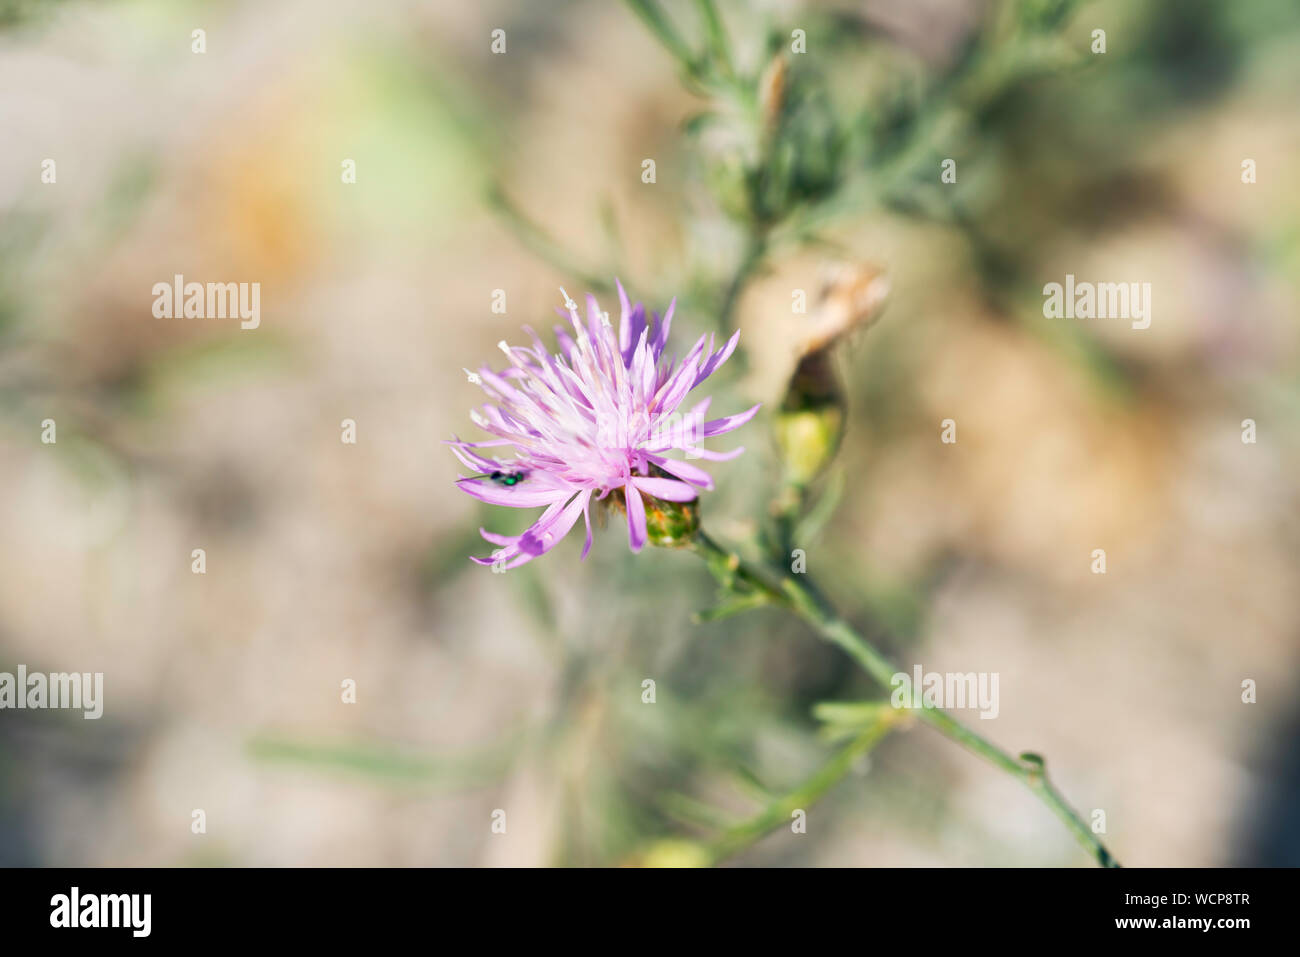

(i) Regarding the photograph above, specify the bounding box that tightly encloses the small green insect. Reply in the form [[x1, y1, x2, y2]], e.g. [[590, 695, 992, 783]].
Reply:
[[467, 469, 528, 486]]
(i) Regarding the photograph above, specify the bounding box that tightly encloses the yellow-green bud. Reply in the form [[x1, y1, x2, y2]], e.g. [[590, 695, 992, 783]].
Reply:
[[775, 350, 845, 486], [774, 263, 889, 484], [642, 492, 701, 547], [629, 838, 713, 868]]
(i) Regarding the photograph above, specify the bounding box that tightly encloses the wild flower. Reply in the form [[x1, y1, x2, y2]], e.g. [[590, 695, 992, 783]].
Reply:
[[450, 282, 758, 567]]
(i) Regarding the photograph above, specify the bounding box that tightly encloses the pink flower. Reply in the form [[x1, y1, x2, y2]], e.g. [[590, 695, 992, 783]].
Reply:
[[450, 282, 759, 568]]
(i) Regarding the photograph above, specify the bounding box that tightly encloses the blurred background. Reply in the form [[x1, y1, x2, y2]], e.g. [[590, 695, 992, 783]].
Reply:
[[1, 0, 1297, 866]]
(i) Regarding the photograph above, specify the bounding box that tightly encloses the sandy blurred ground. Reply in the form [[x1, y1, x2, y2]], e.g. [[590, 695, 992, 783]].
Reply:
[[0, 0, 1297, 866]]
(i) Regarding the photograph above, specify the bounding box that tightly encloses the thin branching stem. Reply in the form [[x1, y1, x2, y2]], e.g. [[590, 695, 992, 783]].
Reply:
[[708, 712, 898, 863], [689, 530, 1121, 867]]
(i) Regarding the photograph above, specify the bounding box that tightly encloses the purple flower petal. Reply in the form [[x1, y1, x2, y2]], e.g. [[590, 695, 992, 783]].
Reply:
[[685, 445, 745, 461], [624, 482, 647, 552], [631, 477, 698, 502], [580, 496, 594, 560], [703, 402, 761, 436], [456, 478, 571, 508], [694, 329, 741, 385], [518, 493, 587, 556], [647, 454, 715, 490], [651, 297, 676, 358]]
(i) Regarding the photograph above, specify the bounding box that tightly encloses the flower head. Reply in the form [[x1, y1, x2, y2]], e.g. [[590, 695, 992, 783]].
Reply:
[[450, 281, 759, 568]]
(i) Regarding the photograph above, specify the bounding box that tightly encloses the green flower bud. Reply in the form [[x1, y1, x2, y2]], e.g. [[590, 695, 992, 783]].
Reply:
[[775, 263, 889, 485], [775, 350, 845, 486], [608, 474, 701, 549], [642, 491, 701, 548]]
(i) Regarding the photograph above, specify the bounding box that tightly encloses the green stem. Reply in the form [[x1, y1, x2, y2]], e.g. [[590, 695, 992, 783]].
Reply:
[[485, 185, 612, 295], [708, 713, 896, 863], [688, 530, 1120, 867], [623, 0, 698, 75], [692, 0, 734, 79], [717, 230, 767, 333]]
